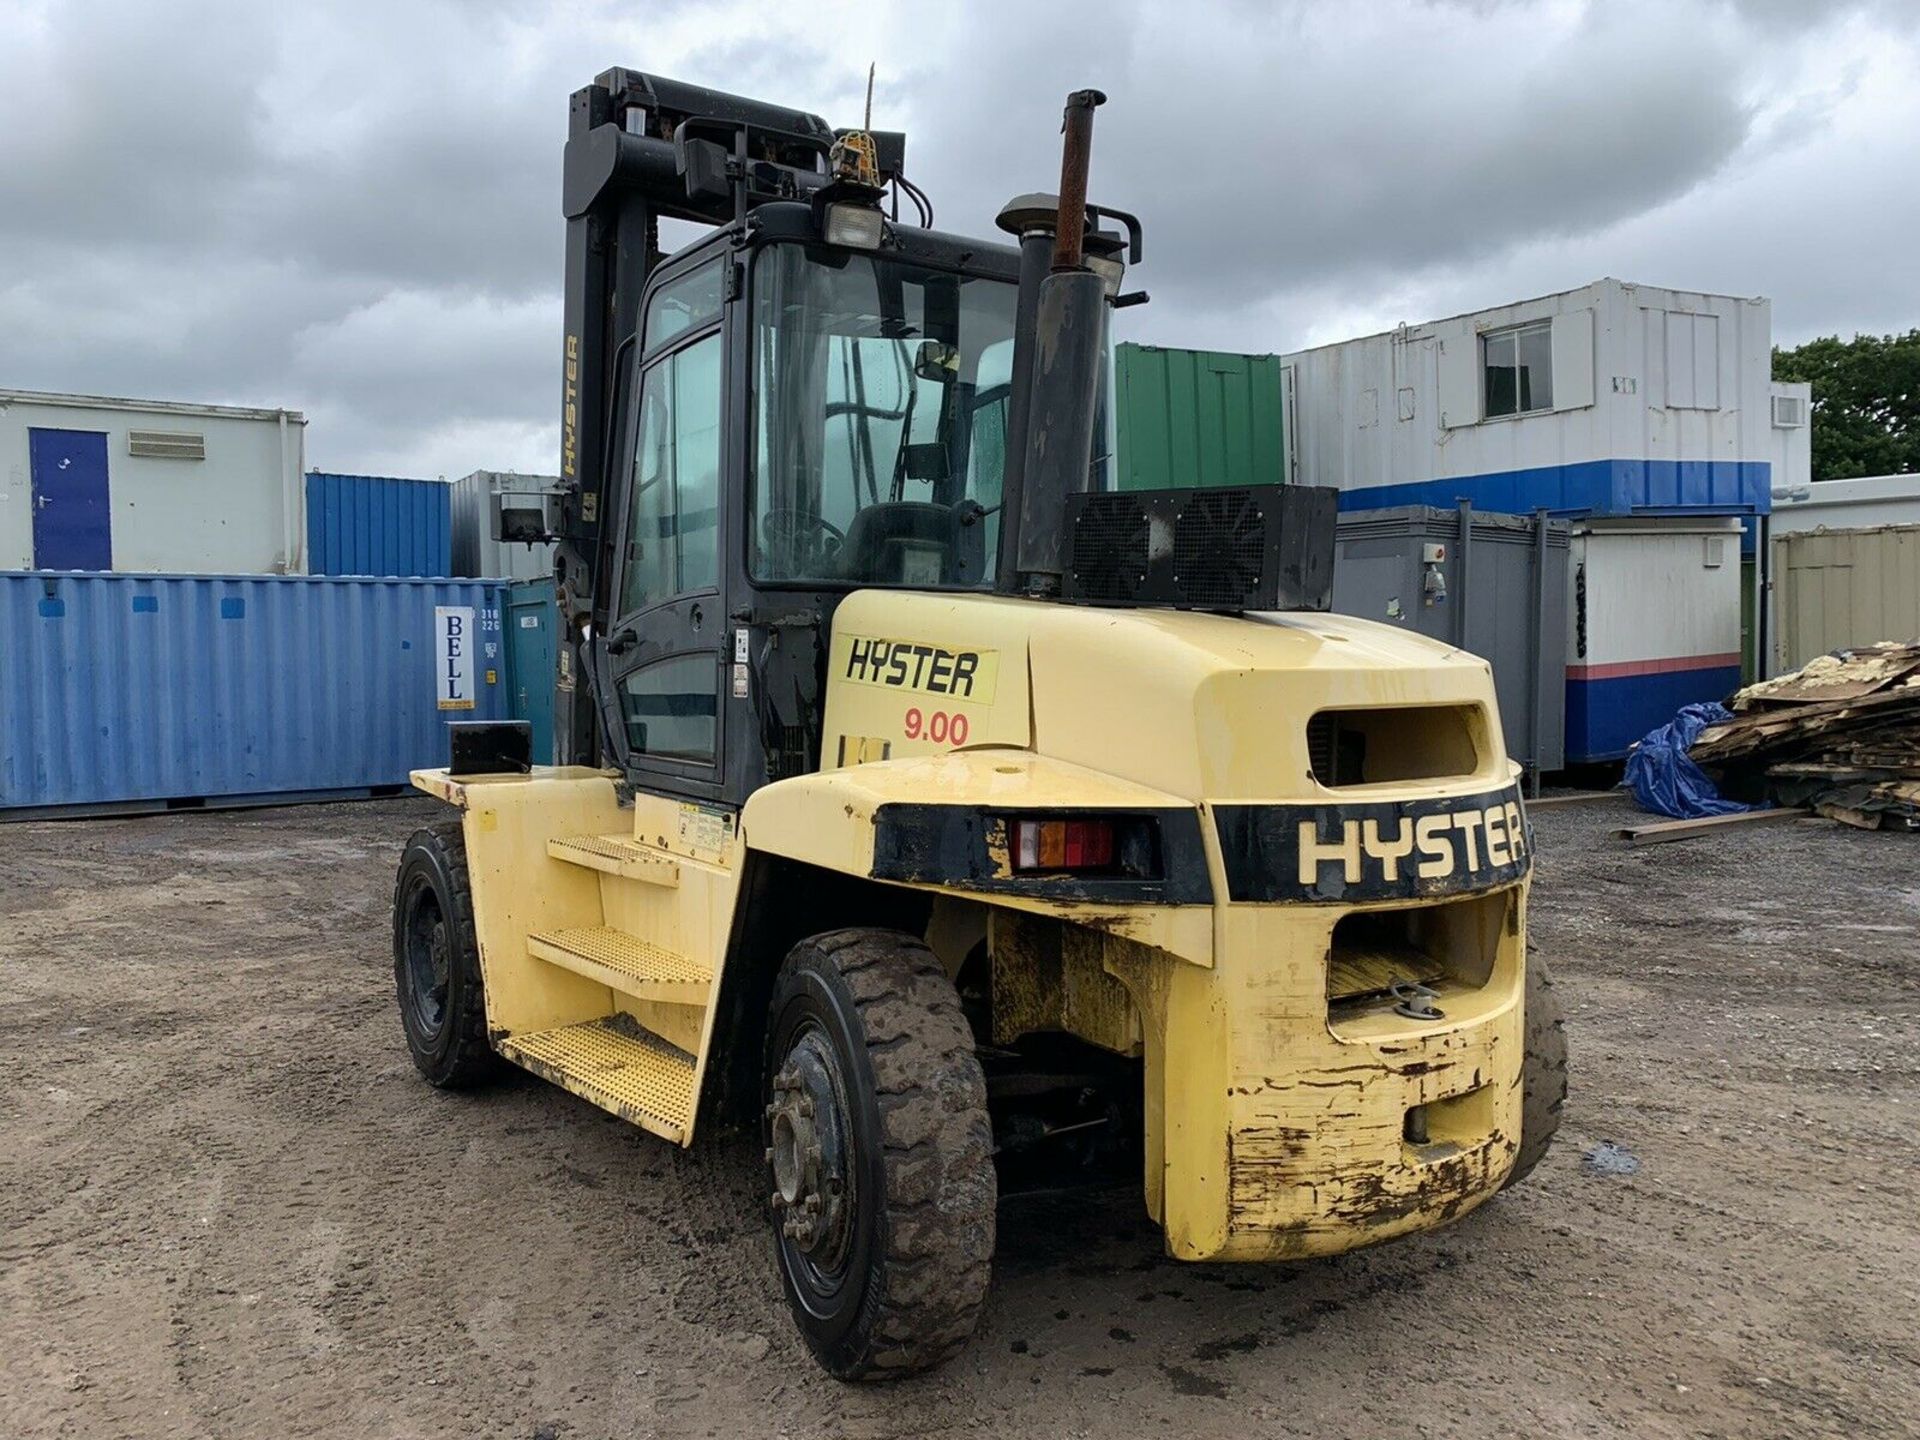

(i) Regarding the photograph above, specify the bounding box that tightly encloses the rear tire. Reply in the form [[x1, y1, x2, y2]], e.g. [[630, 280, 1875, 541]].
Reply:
[[392, 819, 497, 1089], [1504, 951, 1567, 1188], [763, 928, 996, 1380]]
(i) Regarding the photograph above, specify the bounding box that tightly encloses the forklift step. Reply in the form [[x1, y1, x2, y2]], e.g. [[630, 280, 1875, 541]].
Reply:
[[527, 926, 712, 1004], [547, 834, 681, 886], [496, 1017, 697, 1143]]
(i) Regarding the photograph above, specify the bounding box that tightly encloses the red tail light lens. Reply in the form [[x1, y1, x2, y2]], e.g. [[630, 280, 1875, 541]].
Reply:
[[1012, 817, 1117, 872]]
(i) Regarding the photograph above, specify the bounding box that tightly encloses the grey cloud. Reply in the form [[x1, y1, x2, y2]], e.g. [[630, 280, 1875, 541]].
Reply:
[[0, 0, 1915, 478]]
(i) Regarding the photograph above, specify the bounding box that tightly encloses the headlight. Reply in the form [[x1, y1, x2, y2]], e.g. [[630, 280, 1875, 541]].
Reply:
[[823, 201, 885, 251]]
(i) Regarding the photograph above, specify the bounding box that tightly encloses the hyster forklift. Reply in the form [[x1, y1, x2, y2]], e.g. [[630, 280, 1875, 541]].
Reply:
[[391, 69, 1566, 1378]]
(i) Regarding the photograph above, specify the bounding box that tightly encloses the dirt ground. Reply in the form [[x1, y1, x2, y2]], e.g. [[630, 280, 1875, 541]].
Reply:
[[2, 793, 1916, 1439]]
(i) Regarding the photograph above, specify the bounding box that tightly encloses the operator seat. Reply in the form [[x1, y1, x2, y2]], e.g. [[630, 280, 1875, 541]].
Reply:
[[837, 502, 956, 585]]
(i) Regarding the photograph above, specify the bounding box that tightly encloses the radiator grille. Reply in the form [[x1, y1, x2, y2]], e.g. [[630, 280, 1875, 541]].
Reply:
[[1067, 494, 1151, 602], [1058, 484, 1337, 612], [1172, 490, 1267, 608]]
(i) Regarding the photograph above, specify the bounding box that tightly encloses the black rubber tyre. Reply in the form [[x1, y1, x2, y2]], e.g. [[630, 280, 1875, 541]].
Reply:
[[763, 928, 995, 1380], [392, 819, 497, 1089], [1504, 951, 1568, 1189]]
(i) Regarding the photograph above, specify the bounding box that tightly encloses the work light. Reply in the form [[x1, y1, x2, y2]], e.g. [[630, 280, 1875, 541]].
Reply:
[[823, 201, 885, 251]]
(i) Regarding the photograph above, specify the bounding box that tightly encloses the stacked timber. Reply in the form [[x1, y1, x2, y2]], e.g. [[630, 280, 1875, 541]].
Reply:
[[1690, 641, 1920, 830]]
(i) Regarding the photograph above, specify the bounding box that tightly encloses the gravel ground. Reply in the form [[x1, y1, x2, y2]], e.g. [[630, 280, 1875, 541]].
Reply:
[[2, 793, 1916, 1439]]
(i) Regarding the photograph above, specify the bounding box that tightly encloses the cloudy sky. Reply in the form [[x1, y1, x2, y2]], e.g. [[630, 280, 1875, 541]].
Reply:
[[2, 0, 1916, 478]]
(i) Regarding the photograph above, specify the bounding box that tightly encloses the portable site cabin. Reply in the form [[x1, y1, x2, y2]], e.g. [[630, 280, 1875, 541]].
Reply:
[[1280, 278, 1812, 760], [0, 389, 308, 575]]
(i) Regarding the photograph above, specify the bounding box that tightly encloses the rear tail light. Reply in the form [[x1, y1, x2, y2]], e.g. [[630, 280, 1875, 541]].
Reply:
[[1012, 817, 1118, 872]]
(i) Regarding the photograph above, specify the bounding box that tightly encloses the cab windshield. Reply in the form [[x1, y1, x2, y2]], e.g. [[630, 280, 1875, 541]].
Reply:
[[750, 242, 1018, 587]]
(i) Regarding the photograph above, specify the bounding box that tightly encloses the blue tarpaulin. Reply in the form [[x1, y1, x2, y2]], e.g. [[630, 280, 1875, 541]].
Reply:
[[1623, 702, 1756, 820]]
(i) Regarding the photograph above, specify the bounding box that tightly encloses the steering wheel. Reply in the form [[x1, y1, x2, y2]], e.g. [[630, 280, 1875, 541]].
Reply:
[[761, 509, 846, 575]]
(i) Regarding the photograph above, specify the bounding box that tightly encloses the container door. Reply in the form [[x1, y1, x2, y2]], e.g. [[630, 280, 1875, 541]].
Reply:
[[507, 580, 557, 763], [29, 428, 112, 570]]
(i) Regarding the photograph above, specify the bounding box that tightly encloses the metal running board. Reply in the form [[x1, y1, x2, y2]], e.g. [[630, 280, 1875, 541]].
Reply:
[[547, 834, 681, 886], [527, 926, 711, 1005], [496, 1017, 697, 1143]]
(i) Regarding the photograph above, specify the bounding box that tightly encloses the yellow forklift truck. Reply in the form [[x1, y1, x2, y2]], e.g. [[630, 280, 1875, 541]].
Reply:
[[391, 70, 1566, 1379]]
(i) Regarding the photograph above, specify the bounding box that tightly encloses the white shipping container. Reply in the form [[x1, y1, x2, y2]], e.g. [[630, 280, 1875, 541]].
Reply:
[[0, 389, 307, 574], [1281, 278, 1800, 517], [1564, 518, 1745, 760]]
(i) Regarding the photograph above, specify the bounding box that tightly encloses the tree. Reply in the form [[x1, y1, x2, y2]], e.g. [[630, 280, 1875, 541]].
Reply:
[[1773, 330, 1920, 481]]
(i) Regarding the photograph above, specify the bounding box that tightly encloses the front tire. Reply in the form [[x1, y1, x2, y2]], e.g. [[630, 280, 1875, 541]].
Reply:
[[763, 929, 996, 1380], [392, 819, 497, 1089], [1503, 951, 1567, 1188]]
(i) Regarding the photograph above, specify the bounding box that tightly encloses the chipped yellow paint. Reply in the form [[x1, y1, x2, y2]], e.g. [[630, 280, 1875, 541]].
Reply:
[[411, 584, 1535, 1255]]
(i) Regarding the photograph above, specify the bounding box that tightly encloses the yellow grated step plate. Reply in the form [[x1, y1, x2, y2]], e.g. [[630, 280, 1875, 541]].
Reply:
[[497, 1018, 696, 1142], [527, 926, 712, 1003], [547, 834, 680, 885]]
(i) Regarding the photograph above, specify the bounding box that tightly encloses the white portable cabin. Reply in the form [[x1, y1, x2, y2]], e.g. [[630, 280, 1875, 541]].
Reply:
[[0, 389, 308, 574], [1281, 279, 1810, 758]]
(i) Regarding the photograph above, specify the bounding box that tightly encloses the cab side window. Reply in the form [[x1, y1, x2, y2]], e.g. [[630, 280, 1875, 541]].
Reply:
[[618, 652, 717, 763], [610, 257, 727, 776], [621, 331, 722, 615]]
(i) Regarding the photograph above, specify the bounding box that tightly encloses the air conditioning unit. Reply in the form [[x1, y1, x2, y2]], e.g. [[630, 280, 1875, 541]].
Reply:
[[128, 429, 207, 460], [1061, 484, 1338, 612], [1772, 394, 1808, 428]]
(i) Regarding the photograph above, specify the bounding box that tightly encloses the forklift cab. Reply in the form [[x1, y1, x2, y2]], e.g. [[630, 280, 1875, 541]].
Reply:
[[590, 204, 1029, 805]]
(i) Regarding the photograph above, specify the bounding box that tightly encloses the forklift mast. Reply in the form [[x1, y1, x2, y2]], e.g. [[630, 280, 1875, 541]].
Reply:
[[554, 69, 906, 765]]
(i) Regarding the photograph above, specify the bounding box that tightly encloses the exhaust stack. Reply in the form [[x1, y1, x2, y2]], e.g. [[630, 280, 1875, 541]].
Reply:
[[997, 89, 1110, 599]]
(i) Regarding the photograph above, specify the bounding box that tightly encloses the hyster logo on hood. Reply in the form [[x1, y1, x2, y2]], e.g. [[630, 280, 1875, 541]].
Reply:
[[1213, 785, 1532, 903], [835, 632, 1000, 703]]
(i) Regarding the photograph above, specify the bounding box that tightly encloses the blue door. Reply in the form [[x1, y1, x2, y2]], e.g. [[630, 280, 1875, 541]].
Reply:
[[29, 429, 113, 570], [507, 578, 557, 763]]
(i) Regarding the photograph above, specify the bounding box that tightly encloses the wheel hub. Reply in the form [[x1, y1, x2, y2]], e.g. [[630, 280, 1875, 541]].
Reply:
[[403, 885, 449, 1032], [766, 1034, 851, 1265]]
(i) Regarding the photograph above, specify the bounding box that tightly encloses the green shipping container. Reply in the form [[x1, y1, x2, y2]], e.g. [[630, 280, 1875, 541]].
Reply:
[[1113, 343, 1286, 492]]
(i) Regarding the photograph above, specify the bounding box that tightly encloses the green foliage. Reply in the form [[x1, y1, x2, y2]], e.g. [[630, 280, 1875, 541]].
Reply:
[[1773, 330, 1920, 482]]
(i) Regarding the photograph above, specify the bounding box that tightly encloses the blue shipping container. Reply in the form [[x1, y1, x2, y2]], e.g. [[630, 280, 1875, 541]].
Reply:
[[2, 572, 507, 816], [305, 471, 453, 577]]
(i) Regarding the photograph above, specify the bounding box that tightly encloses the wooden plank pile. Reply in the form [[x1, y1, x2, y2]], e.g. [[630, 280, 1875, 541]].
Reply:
[[1690, 641, 1920, 830]]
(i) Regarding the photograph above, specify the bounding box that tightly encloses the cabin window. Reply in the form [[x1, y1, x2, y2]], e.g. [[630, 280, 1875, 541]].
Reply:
[[1482, 321, 1553, 419]]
